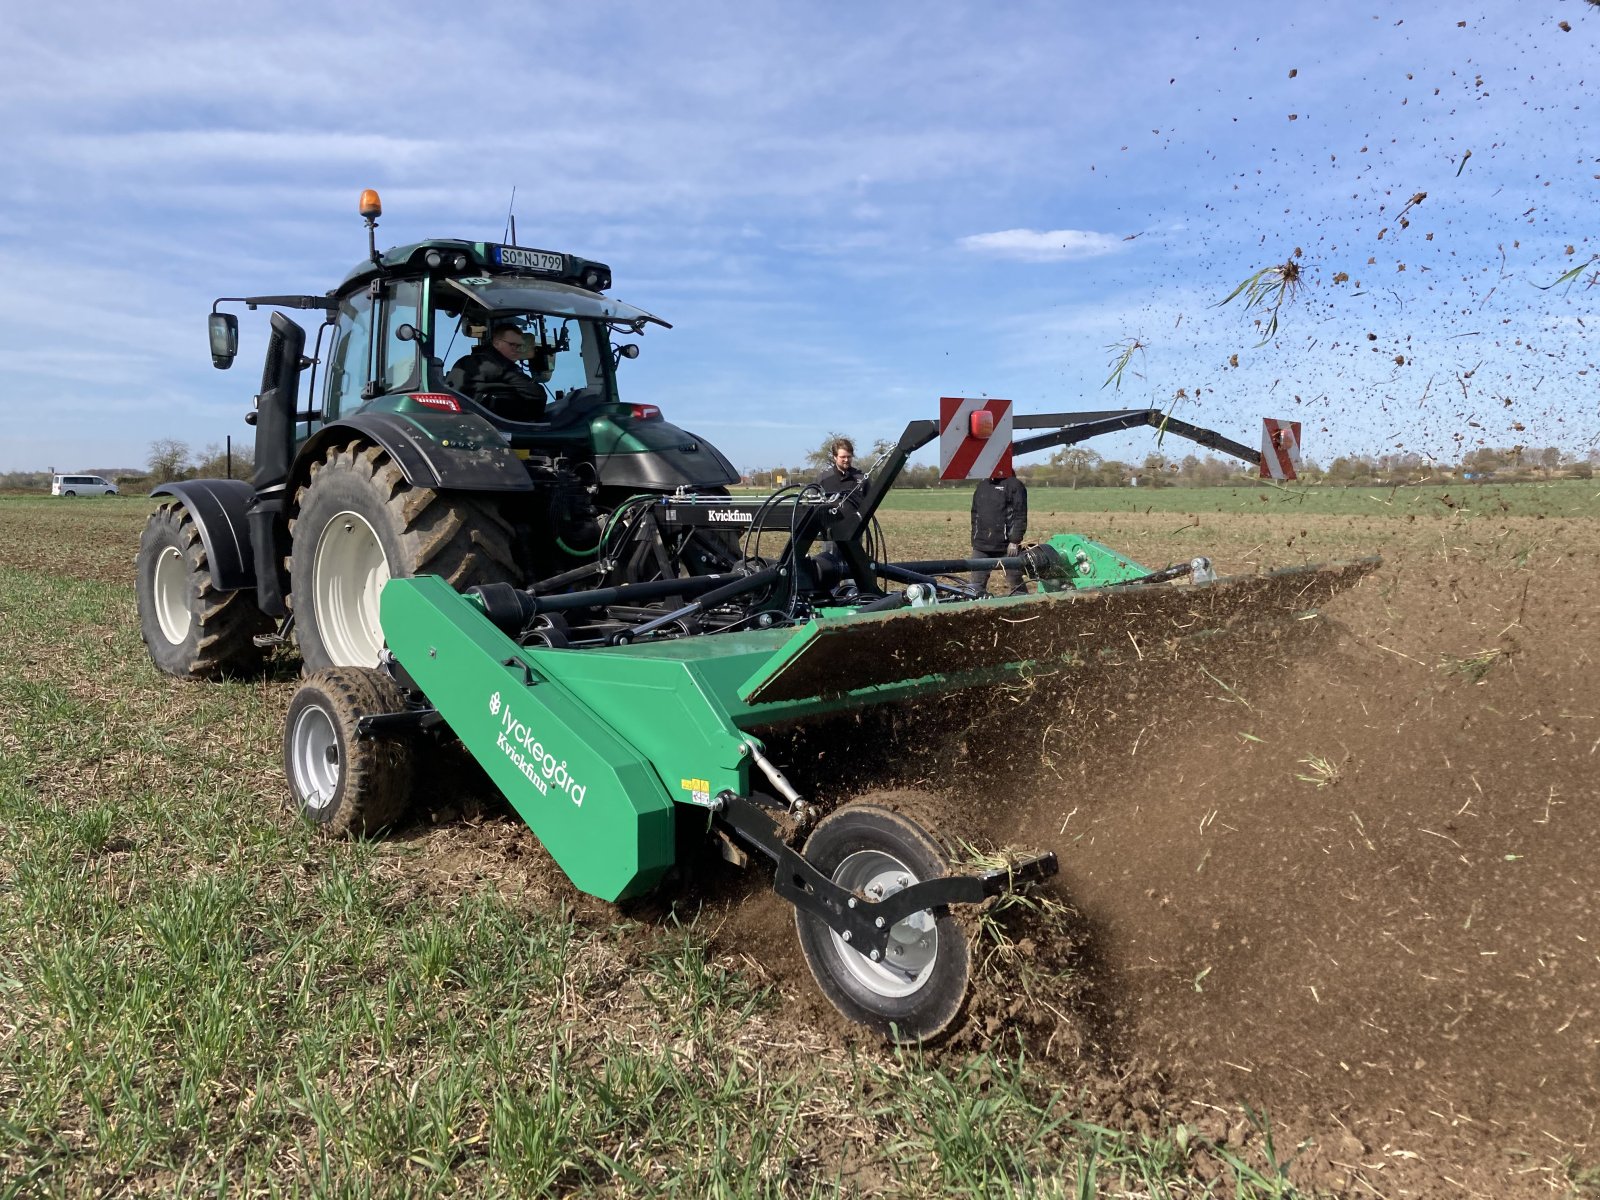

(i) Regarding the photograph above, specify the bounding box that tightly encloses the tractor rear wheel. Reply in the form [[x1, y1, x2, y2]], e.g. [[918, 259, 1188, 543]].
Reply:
[[793, 803, 970, 1043], [136, 501, 272, 678], [289, 442, 523, 672], [284, 667, 414, 835]]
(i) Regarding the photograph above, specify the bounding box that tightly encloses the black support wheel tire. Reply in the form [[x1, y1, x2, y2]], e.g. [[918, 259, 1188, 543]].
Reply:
[[289, 441, 523, 672], [283, 667, 414, 836], [136, 501, 272, 679], [793, 803, 971, 1043]]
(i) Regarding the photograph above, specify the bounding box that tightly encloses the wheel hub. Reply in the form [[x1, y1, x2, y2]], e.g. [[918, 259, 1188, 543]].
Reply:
[[313, 510, 390, 667], [289, 704, 341, 814], [151, 545, 193, 645], [828, 850, 937, 998]]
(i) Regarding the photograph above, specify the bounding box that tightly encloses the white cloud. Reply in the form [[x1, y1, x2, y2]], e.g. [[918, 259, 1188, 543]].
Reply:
[[959, 229, 1126, 263]]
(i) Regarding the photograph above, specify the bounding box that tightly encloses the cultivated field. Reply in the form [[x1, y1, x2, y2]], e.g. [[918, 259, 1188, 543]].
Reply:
[[1, 483, 1596, 1198]]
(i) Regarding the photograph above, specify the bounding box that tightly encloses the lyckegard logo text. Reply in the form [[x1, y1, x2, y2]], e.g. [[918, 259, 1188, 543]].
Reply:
[[489, 691, 587, 806]]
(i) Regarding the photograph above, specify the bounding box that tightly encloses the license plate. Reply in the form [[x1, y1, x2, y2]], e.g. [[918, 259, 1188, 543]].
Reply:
[[495, 245, 564, 273]]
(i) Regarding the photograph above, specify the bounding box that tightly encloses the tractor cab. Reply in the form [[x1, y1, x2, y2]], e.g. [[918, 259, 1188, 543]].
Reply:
[[205, 195, 734, 501], [423, 274, 666, 431], [315, 239, 669, 435]]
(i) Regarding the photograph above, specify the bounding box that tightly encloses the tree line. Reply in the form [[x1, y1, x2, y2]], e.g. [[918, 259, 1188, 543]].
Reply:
[[0, 439, 254, 493], [739, 432, 1595, 489], [2, 435, 1592, 494]]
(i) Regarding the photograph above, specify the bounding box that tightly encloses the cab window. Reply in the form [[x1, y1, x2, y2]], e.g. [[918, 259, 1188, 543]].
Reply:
[[324, 291, 373, 419], [379, 280, 421, 393]]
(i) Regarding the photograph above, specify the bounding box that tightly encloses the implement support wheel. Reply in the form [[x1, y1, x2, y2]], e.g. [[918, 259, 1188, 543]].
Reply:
[[284, 667, 414, 836], [794, 804, 970, 1042]]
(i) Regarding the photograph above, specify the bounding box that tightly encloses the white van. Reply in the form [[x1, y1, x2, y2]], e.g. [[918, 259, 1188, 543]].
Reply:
[[51, 474, 119, 497]]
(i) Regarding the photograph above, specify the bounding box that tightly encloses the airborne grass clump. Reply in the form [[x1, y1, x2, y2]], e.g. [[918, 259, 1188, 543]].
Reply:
[[1218, 254, 1305, 344]]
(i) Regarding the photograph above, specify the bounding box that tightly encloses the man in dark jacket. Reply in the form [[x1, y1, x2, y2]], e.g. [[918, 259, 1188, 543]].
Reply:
[[446, 321, 547, 422], [813, 438, 865, 501], [970, 464, 1028, 594], [812, 437, 866, 559]]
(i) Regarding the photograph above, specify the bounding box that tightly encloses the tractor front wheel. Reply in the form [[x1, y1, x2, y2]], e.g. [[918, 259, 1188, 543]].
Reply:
[[290, 442, 523, 671], [793, 803, 970, 1043], [136, 502, 271, 678], [284, 667, 414, 836]]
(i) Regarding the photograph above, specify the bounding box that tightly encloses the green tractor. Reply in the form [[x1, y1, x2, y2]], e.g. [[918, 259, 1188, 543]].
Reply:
[[136, 189, 741, 678]]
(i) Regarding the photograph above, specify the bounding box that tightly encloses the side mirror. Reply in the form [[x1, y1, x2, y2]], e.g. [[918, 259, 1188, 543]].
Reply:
[[209, 312, 239, 370], [395, 323, 418, 342]]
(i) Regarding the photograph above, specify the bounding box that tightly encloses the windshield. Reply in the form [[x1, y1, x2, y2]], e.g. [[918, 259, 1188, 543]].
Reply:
[[430, 299, 611, 408]]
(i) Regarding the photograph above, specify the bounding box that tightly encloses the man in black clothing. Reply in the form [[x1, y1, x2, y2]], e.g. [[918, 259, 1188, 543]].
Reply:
[[446, 321, 547, 422], [813, 438, 865, 502], [812, 437, 866, 560], [970, 463, 1028, 594]]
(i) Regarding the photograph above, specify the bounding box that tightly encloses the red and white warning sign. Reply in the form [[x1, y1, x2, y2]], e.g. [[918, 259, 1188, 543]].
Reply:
[[1260, 418, 1301, 480], [939, 397, 1014, 481]]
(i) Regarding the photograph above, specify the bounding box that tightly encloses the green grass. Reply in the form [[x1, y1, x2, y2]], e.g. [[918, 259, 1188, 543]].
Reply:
[[7, 497, 1592, 1196], [866, 479, 1599, 519]]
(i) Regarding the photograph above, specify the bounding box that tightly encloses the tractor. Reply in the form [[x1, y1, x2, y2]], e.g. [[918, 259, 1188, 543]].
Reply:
[[136, 188, 741, 679]]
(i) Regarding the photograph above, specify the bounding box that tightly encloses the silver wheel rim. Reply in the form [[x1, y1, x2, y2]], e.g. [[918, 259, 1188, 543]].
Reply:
[[828, 849, 937, 998], [289, 703, 340, 814], [151, 545, 193, 645], [312, 510, 390, 667]]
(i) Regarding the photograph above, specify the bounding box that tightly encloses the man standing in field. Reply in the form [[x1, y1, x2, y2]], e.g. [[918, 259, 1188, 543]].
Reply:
[[812, 437, 867, 561], [970, 463, 1027, 594], [813, 438, 865, 505]]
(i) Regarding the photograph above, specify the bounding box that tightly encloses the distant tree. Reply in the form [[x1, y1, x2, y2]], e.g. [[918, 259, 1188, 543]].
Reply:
[[1539, 446, 1562, 475], [1050, 447, 1101, 490], [147, 438, 191, 484], [193, 441, 254, 481], [1326, 455, 1375, 484], [0, 471, 50, 491], [1139, 451, 1173, 486]]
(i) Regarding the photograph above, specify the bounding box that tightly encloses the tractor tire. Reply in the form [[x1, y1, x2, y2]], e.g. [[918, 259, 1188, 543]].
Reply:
[[136, 501, 272, 679], [289, 441, 523, 671], [793, 803, 971, 1043], [284, 667, 414, 836]]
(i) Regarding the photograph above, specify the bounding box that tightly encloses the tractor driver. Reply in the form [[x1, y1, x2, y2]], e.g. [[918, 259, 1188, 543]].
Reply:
[[446, 320, 548, 422]]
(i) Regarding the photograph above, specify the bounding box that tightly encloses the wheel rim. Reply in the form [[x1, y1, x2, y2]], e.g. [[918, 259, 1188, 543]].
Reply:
[[312, 509, 390, 667], [151, 546, 193, 645], [289, 703, 340, 814], [828, 849, 938, 998]]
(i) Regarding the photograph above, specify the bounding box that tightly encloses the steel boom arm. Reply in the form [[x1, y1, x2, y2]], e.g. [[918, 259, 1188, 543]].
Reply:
[[839, 408, 1260, 537]]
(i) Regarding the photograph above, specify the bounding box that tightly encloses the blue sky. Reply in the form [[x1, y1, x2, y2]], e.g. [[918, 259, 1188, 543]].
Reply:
[[2, 0, 1595, 476]]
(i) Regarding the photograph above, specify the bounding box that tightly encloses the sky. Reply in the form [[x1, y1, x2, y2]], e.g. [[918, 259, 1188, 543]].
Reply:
[[1, 0, 1596, 477]]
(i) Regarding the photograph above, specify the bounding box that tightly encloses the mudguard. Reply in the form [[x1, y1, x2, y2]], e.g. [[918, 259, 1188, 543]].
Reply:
[[150, 479, 257, 592], [293, 409, 536, 494], [594, 421, 740, 490]]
